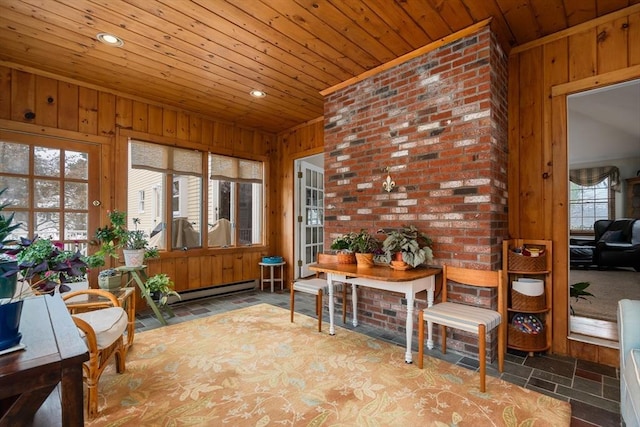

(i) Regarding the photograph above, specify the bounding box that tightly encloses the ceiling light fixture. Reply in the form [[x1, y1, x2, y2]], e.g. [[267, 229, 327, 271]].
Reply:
[[249, 90, 266, 98], [97, 32, 124, 47]]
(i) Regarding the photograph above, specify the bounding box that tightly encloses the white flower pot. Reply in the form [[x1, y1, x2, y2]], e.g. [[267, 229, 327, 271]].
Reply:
[[123, 249, 145, 267]]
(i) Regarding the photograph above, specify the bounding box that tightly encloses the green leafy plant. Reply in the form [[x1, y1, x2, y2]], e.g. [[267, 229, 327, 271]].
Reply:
[[330, 232, 358, 253], [569, 281, 594, 315], [143, 273, 180, 305], [86, 210, 158, 267], [350, 229, 382, 254], [0, 188, 21, 253], [380, 225, 433, 267], [3, 236, 88, 297]]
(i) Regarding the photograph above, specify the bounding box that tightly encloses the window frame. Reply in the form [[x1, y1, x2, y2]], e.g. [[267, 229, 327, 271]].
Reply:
[[569, 177, 615, 234], [124, 136, 267, 251]]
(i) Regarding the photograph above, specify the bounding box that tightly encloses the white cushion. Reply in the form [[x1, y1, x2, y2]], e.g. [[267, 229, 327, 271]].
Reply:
[[293, 278, 327, 295], [73, 307, 128, 350], [623, 348, 640, 427], [422, 302, 501, 333]]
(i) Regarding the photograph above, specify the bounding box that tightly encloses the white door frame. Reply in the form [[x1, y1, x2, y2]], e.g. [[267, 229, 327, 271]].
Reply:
[[294, 154, 324, 279]]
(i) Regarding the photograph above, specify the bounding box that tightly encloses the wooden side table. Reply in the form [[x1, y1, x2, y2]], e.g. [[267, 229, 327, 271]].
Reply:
[[259, 261, 286, 292], [117, 266, 175, 325], [0, 295, 89, 426]]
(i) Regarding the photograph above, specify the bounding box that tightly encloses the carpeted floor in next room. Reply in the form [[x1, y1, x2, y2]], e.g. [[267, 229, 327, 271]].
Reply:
[[129, 289, 620, 427]]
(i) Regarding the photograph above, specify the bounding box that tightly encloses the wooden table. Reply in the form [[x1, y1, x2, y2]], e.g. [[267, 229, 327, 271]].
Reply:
[[64, 287, 136, 351], [0, 295, 89, 426], [309, 262, 440, 363]]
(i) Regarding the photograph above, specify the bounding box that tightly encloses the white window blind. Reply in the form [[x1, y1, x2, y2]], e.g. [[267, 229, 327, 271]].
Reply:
[[130, 140, 202, 176], [210, 154, 262, 183]]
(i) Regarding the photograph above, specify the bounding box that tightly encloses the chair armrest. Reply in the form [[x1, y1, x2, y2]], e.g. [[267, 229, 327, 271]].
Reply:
[[70, 315, 99, 353]]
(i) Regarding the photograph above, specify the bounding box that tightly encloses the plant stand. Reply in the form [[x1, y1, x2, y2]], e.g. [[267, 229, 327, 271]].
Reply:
[[116, 266, 175, 325]]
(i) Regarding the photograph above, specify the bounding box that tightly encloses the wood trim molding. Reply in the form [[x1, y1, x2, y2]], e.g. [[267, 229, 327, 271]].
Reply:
[[551, 64, 640, 97], [0, 119, 111, 144], [511, 3, 640, 55], [320, 18, 492, 97]]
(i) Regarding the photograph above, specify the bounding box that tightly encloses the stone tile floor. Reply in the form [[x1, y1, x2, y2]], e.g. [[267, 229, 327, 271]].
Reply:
[[135, 288, 621, 427]]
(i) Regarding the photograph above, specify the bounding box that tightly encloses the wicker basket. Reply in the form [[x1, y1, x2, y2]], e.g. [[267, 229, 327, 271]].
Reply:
[[511, 289, 546, 311], [336, 252, 356, 264], [508, 324, 546, 350], [508, 250, 547, 272]]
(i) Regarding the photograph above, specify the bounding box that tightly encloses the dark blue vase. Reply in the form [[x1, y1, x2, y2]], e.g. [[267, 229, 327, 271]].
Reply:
[[0, 261, 18, 299], [0, 299, 23, 351]]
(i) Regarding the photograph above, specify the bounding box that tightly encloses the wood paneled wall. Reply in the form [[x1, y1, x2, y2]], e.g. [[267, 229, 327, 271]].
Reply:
[[508, 4, 640, 366], [274, 117, 324, 280], [0, 65, 277, 305]]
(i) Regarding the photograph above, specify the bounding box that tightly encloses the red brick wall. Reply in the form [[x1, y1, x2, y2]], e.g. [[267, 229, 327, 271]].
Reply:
[[323, 26, 508, 360]]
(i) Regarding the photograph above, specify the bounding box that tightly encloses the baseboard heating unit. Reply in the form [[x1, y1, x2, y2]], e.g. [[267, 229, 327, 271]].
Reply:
[[168, 280, 258, 305]]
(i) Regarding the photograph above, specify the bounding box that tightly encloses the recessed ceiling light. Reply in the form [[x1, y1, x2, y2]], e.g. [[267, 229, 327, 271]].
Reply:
[[249, 90, 266, 98], [97, 32, 124, 47]]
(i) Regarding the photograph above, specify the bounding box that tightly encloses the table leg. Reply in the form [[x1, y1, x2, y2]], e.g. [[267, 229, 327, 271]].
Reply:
[[125, 291, 136, 350], [61, 363, 84, 426], [327, 274, 335, 335], [405, 293, 415, 363], [351, 284, 358, 327], [260, 266, 265, 291], [426, 285, 435, 350], [279, 264, 284, 291], [270, 266, 275, 292]]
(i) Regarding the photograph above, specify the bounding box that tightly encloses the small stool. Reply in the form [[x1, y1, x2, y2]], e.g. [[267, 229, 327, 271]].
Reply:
[[290, 278, 349, 332], [259, 261, 285, 292]]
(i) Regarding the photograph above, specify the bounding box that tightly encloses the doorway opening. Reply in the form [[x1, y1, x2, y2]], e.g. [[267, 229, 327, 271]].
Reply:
[[567, 79, 640, 346]]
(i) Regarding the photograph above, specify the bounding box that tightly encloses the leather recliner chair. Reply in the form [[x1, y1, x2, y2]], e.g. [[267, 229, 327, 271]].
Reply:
[[594, 218, 640, 271]]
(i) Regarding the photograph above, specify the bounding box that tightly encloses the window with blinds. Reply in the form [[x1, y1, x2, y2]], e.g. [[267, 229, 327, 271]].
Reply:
[[128, 140, 264, 250]]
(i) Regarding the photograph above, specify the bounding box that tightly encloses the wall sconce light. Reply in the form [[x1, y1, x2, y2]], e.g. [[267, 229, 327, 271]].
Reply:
[[382, 167, 395, 192]]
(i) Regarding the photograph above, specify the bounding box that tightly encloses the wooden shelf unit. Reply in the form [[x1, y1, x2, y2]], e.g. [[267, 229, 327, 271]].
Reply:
[[502, 239, 553, 354]]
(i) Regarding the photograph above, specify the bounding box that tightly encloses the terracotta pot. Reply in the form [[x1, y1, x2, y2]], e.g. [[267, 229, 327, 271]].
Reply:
[[355, 253, 375, 267]]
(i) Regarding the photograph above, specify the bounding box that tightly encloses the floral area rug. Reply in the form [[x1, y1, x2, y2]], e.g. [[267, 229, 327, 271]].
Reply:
[[87, 303, 571, 426]]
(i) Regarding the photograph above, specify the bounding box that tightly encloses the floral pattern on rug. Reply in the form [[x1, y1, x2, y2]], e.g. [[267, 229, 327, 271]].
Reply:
[[87, 303, 571, 426]]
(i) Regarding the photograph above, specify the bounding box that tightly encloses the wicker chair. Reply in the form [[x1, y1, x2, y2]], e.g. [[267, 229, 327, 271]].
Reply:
[[62, 289, 128, 418], [417, 265, 505, 392]]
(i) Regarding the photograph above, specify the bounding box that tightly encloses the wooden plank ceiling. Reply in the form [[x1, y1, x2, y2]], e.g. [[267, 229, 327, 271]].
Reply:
[[0, 0, 637, 134]]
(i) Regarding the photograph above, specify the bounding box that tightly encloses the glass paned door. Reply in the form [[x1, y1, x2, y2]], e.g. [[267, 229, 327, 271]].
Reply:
[[0, 131, 100, 256], [298, 160, 324, 278]]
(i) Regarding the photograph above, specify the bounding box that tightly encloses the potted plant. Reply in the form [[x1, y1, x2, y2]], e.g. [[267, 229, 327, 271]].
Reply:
[[351, 229, 382, 267], [97, 268, 122, 291], [381, 225, 433, 269], [330, 231, 357, 264], [87, 210, 158, 269], [0, 235, 89, 351], [570, 281, 594, 315], [0, 188, 21, 300], [143, 273, 180, 306]]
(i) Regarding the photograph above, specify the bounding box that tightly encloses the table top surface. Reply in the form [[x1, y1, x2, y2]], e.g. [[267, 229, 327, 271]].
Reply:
[[310, 262, 440, 281], [0, 295, 88, 391]]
